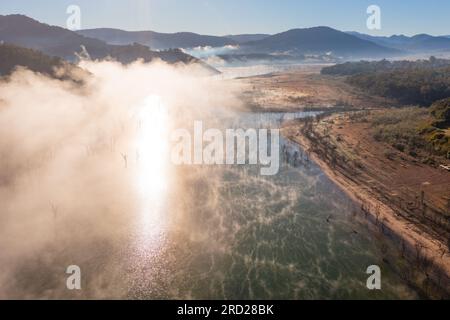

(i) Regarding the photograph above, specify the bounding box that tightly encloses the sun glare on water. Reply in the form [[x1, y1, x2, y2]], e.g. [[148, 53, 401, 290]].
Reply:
[[134, 95, 170, 247]]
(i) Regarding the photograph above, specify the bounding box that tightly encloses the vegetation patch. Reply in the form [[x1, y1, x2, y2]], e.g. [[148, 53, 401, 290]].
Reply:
[[371, 108, 429, 156], [0, 43, 87, 82], [370, 104, 450, 160], [322, 57, 450, 106], [421, 98, 450, 158]]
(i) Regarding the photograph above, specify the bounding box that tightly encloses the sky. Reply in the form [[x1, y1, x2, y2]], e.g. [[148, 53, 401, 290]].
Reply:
[[0, 0, 449, 36]]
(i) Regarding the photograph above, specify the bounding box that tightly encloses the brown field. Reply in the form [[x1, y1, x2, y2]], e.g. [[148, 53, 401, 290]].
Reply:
[[236, 65, 394, 111]]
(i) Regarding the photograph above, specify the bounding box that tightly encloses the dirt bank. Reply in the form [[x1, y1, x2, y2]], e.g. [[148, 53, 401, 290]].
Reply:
[[283, 114, 450, 297]]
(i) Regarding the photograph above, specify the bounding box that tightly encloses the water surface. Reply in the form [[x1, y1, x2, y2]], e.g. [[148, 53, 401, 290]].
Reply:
[[3, 112, 419, 300]]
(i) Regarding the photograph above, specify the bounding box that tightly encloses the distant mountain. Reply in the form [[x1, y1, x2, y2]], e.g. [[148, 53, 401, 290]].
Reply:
[[0, 15, 219, 73], [0, 14, 107, 60], [78, 27, 402, 59], [225, 34, 271, 43], [240, 27, 401, 58], [347, 32, 410, 47], [1, 14, 417, 64], [77, 28, 237, 50], [348, 31, 450, 52]]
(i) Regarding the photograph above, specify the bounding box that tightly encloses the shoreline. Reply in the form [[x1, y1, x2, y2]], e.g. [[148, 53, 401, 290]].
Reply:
[[282, 125, 450, 297]]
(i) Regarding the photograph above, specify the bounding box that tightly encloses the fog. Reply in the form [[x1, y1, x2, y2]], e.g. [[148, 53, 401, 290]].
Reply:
[[0, 59, 243, 298], [184, 45, 239, 60]]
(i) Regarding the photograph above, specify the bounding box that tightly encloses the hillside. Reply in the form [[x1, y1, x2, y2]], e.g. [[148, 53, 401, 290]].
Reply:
[[321, 57, 450, 75], [0, 14, 108, 60], [0, 14, 218, 73], [240, 27, 401, 58], [322, 58, 450, 106], [77, 28, 237, 50], [0, 43, 85, 80], [225, 34, 270, 43], [77, 26, 401, 60]]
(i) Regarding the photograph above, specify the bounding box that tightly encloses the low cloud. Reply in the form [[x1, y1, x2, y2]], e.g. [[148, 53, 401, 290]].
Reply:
[[0, 59, 243, 298], [184, 45, 240, 60]]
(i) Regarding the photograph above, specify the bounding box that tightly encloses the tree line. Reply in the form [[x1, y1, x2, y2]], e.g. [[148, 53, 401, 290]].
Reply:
[[0, 43, 65, 77], [321, 57, 450, 106]]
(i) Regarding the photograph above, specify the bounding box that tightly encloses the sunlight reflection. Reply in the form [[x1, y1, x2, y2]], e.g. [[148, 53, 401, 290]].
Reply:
[[134, 95, 170, 247]]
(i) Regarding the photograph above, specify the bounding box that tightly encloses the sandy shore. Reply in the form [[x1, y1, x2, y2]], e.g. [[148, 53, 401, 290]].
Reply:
[[283, 125, 450, 296]]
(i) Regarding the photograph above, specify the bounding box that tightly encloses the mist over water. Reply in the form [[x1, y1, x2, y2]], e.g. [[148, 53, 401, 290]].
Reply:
[[125, 113, 418, 300], [0, 62, 418, 299]]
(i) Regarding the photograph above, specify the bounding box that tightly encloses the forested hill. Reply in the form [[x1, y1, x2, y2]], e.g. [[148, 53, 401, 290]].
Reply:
[[0, 43, 82, 79], [321, 58, 450, 106], [321, 57, 450, 76]]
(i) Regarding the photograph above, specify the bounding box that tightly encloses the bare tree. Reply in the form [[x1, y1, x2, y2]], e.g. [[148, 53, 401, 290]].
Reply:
[[121, 153, 128, 169], [50, 202, 58, 241]]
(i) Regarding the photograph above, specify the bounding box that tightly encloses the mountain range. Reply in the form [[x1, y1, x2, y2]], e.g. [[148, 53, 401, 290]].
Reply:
[[225, 34, 271, 43], [0, 14, 218, 73], [2, 14, 450, 67], [347, 31, 450, 53], [78, 29, 273, 49], [78, 26, 401, 59], [238, 27, 401, 57], [77, 28, 238, 50], [77, 27, 450, 59]]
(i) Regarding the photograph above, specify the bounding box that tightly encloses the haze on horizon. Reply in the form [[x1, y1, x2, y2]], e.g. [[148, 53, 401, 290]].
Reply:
[[1, 0, 449, 37]]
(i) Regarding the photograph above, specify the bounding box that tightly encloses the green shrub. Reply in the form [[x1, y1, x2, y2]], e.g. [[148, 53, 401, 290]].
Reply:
[[409, 150, 418, 158], [430, 98, 450, 121], [393, 143, 406, 152]]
